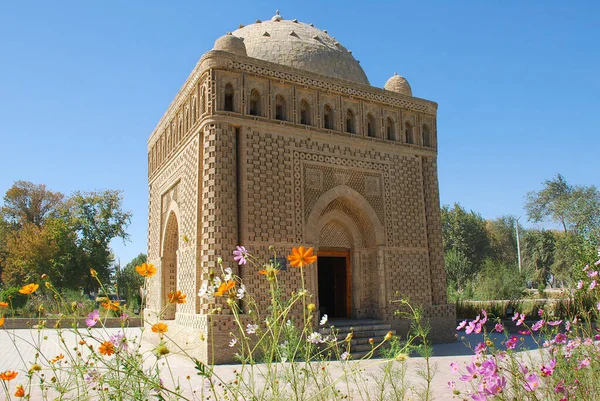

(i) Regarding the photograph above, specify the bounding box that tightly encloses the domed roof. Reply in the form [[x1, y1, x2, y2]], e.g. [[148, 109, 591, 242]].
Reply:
[[213, 33, 247, 56], [384, 73, 412, 96], [231, 12, 369, 85]]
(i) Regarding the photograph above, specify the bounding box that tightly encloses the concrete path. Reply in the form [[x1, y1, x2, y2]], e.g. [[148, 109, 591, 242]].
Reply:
[[0, 327, 542, 400]]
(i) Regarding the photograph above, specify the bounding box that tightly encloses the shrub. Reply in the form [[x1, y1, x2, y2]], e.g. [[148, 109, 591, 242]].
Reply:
[[472, 259, 525, 301], [0, 286, 28, 309]]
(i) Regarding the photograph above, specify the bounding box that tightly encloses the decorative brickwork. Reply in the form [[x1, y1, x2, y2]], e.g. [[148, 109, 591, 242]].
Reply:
[[146, 14, 454, 363]]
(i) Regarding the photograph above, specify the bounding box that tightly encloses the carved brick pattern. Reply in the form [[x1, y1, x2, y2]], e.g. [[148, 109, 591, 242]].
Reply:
[[321, 199, 374, 247], [228, 61, 432, 114], [384, 249, 432, 306], [319, 221, 352, 248], [242, 130, 295, 244], [421, 157, 448, 304]]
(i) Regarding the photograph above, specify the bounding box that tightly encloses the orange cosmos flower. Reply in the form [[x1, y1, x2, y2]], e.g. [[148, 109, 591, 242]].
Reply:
[[136, 263, 157, 277], [98, 341, 115, 356], [0, 316, 4, 327], [288, 246, 317, 268], [0, 301, 8, 308], [51, 354, 65, 363], [18, 283, 39, 295], [0, 370, 18, 381], [102, 300, 120, 311], [168, 290, 186, 304], [14, 385, 25, 397], [214, 281, 235, 297], [152, 322, 169, 334]]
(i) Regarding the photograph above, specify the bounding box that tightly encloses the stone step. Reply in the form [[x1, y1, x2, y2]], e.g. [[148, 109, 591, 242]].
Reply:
[[322, 329, 393, 342]]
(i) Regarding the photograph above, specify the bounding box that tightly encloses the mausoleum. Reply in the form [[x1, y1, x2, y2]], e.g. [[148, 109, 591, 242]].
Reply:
[[146, 12, 455, 363]]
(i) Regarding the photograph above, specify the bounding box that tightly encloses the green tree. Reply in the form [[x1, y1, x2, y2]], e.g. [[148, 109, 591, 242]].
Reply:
[[65, 190, 132, 287], [1, 181, 64, 228], [441, 203, 491, 270], [473, 260, 525, 301], [521, 229, 556, 287], [486, 215, 518, 265], [444, 248, 473, 292], [116, 253, 146, 309], [525, 174, 600, 237]]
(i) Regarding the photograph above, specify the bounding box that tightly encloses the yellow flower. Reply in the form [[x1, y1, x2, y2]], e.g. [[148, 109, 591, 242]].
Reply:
[[214, 281, 235, 297], [0, 370, 18, 381], [288, 246, 317, 268], [136, 263, 157, 277], [152, 322, 169, 334], [14, 384, 25, 397], [98, 341, 114, 356], [90, 268, 98, 277], [18, 283, 39, 295], [168, 290, 187, 304], [102, 300, 120, 311]]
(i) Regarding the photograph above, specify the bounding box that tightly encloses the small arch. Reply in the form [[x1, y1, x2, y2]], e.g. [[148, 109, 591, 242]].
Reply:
[[275, 94, 286, 121], [249, 89, 261, 116], [306, 185, 385, 246], [161, 208, 180, 320], [300, 99, 311, 125], [367, 113, 376, 138], [323, 104, 334, 129], [386, 117, 395, 141], [224, 84, 234, 112], [405, 121, 414, 144], [345, 109, 355, 134], [422, 124, 431, 147], [192, 96, 197, 122], [201, 86, 207, 114]]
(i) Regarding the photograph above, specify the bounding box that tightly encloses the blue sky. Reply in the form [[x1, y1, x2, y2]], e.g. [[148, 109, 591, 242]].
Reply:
[[1, 1, 598, 265]]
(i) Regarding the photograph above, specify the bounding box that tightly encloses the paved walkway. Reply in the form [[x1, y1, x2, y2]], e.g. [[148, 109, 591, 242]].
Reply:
[[0, 327, 542, 400]]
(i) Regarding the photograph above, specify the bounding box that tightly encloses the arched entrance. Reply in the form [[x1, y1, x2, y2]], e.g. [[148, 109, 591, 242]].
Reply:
[[306, 185, 385, 320], [161, 211, 179, 319]]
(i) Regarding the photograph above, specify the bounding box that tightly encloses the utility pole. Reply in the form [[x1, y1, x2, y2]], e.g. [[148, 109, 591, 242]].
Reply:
[[515, 217, 522, 274]]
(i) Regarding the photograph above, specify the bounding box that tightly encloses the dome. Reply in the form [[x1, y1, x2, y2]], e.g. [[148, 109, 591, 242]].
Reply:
[[231, 12, 369, 85], [213, 33, 247, 56], [384, 73, 412, 96]]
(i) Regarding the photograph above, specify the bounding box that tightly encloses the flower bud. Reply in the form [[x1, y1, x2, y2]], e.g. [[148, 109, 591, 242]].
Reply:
[[384, 331, 393, 341], [41, 274, 49, 280], [368, 338, 374, 345], [307, 303, 316, 312]]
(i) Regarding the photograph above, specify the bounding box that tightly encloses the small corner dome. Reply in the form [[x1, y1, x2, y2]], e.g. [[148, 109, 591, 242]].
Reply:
[[213, 33, 247, 56], [384, 73, 412, 96]]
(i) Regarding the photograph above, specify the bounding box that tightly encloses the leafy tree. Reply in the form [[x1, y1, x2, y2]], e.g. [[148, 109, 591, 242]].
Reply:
[[486, 215, 518, 265], [525, 174, 600, 237], [441, 203, 491, 270], [552, 232, 597, 286], [65, 190, 132, 287], [116, 253, 146, 309], [472, 260, 525, 301], [521, 229, 556, 287], [1, 181, 64, 228], [444, 248, 473, 292]]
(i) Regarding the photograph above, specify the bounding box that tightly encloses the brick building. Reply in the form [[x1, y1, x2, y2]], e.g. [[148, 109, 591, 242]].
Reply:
[[146, 12, 455, 363]]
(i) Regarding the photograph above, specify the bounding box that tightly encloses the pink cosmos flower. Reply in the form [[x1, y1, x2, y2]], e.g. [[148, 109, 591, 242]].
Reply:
[[547, 320, 562, 327], [524, 373, 540, 392], [120, 313, 129, 322], [471, 392, 487, 401], [480, 310, 488, 324], [447, 381, 456, 389], [531, 320, 545, 331], [456, 320, 467, 331], [459, 363, 478, 382], [590, 280, 597, 290], [450, 362, 459, 373], [86, 310, 100, 327], [587, 270, 598, 278], [554, 333, 567, 344], [474, 342, 487, 355], [537, 308, 544, 317], [577, 358, 590, 370], [519, 329, 531, 335], [233, 246, 248, 265], [506, 336, 518, 350], [540, 359, 556, 377], [494, 323, 504, 333], [485, 376, 506, 396], [576, 280, 584, 290], [511, 312, 520, 322], [516, 314, 526, 326], [595, 259, 600, 267], [597, 301, 600, 312], [466, 321, 481, 335]]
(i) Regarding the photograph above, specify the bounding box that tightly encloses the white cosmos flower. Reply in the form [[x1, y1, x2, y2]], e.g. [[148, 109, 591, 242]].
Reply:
[[229, 338, 237, 347], [224, 267, 233, 281], [236, 284, 246, 300], [198, 283, 208, 298], [246, 324, 258, 334], [319, 314, 328, 326], [307, 332, 324, 344], [340, 352, 349, 361]]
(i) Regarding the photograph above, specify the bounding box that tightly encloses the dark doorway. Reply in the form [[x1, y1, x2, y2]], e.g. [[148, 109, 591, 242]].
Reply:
[[318, 255, 350, 318]]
